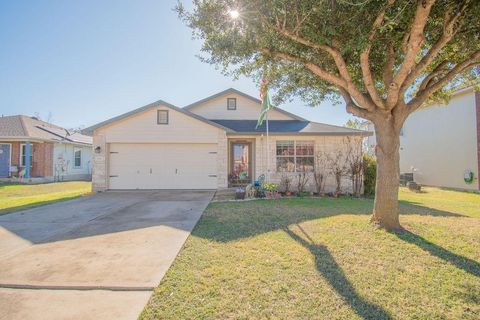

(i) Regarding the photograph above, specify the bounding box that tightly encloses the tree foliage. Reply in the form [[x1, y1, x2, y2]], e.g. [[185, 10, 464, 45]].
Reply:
[[178, 0, 480, 112]]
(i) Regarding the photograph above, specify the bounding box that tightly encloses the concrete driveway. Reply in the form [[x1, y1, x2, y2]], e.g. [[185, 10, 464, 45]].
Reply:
[[0, 190, 214, 320]]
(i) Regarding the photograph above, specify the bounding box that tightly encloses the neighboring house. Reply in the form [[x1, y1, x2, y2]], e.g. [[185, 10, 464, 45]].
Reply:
[[365, 87, 479, 191], [85, 88, 370, 192], [0, 115, 93, 182]]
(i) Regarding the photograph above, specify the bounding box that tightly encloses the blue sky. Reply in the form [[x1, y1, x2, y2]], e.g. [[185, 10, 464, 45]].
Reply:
[[0, 0, 353, 129]]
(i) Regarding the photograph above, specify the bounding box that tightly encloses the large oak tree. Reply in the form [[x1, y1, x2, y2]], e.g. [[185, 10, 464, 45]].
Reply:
[[178, 0, 480, 230]]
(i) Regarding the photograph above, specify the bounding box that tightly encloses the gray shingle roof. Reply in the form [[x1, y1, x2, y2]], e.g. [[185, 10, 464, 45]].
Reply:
[[211, 120, 371, 136], [0, 115, 92, 145]]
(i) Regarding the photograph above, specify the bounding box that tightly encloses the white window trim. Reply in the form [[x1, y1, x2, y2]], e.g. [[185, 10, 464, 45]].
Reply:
[[276, 140, 315, 173], [19, 143, 33, 167], [74, 147, 82, 168]]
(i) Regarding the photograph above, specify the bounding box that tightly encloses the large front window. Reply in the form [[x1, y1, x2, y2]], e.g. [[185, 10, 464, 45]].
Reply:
[[276, 141, 314, 172]]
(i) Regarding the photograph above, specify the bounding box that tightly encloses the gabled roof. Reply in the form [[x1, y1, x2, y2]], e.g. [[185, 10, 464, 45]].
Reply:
[[0, 115, 92, 145], [211, 120, 371, 136], [82, 100, 234, 135], [183, 88, 306, 121]]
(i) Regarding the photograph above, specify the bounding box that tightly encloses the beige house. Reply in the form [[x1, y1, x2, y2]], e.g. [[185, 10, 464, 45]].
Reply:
[[85, 88, 369, 192]]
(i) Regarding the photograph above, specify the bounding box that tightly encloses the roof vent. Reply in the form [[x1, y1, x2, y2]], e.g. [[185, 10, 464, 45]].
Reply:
[[31, 116, 39, 120]]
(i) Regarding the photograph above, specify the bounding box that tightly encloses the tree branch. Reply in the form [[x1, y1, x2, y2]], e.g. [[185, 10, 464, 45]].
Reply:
[[260, 49, 347, 89], [407, 50, 480, 111], [400, 1, 471, 93], [340, 88, 372, 120], [383, 44, 396, 88], [386, 0, 436, 108], [269, 26, 376, 111], [360, 0, 395, 109]]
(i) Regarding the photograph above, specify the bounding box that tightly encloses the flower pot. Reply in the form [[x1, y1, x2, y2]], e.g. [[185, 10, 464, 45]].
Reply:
[[235, 192, 246, 200]]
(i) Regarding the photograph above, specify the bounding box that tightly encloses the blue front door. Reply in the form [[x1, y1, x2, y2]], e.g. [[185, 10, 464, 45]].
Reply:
[[0, 144, 11, 177]]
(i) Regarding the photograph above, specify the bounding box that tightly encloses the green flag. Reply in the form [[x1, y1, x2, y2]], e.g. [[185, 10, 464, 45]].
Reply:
[[256, 89, 272, 129]]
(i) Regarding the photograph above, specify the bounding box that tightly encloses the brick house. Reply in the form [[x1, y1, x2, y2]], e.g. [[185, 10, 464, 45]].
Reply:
[[0, 115, 92, 182]]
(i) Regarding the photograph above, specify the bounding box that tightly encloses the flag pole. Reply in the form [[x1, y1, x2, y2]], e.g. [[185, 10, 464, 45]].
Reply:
[[266, 108, 269, 183]]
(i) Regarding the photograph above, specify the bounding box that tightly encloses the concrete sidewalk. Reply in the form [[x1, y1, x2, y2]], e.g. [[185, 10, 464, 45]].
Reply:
[[0, 190, 214, 320]]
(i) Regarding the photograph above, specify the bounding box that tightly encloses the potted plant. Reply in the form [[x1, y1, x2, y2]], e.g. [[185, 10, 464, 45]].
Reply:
[[235, 187, 246, 200], [262, 182, 280, 199]]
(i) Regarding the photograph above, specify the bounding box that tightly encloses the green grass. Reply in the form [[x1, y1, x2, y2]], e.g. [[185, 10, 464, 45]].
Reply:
[[0, 181, 92, 215], [141, 187, 480, 320]]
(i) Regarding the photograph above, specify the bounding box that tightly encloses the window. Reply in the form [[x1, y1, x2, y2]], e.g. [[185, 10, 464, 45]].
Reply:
[[20, 144, 33, 167], [227, 98, 237, 110], [276, 141, 314, 172], [74, 148, 82, 168], [157, 110, 169, 124]]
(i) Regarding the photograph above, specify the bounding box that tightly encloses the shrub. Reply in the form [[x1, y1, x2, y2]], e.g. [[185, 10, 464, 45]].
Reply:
[[363, 153, 376, 196], [262, 182, 278, 192]]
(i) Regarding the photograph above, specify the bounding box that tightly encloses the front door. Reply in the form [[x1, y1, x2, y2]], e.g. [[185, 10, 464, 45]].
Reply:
[[0, 144, 11, 177], [229, 142, 252, 186]]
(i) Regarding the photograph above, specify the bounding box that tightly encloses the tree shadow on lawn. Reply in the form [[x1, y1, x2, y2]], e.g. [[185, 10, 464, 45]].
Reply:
[[192, 198, 477, 318], [392, 230, 480, 277], [284, 225, 392, 320], [199, 198, 466, 243]]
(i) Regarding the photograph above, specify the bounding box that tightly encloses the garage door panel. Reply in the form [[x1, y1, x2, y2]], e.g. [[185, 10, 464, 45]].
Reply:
[[108, 143, 217, 189]]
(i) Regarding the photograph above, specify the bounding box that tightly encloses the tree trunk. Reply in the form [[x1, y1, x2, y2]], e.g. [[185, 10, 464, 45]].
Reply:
[[371, 120, 402, 230]]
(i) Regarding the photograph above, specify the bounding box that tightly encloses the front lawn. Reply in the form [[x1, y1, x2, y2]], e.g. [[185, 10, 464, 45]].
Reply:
[[141, 187, 480, 319], [0, 181, 92, 215]]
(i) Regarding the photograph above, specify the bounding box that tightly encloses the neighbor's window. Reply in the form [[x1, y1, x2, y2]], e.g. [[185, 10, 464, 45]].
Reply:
[[74, 148, 82, 168], [157, 110, 169, 124], [227, 98, 237, 110], [276, 141, 314, 172], [20, 144, 33, 167]]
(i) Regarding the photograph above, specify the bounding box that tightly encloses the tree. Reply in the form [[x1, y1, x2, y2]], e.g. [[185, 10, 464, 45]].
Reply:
[[178, 0, 480, 230]]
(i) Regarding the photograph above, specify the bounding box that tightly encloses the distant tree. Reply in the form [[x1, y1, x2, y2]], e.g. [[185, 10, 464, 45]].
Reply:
[[345, 119, 364, 130], [179, 0, 480, 230]]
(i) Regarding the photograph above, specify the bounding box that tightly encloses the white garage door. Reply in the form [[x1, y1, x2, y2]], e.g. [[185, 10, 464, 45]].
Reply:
[[108, 143, 217, 189]]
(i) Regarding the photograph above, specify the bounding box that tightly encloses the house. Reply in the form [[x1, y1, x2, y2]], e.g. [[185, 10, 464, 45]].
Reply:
[[0, 115, 93, 182], [85, 88, 370, 192], [365, 87, 479, 191]]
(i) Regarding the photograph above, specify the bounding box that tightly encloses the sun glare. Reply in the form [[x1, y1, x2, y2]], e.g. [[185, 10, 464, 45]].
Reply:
[[229, 9, 240, 19]]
